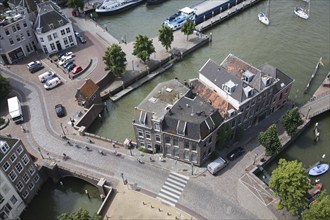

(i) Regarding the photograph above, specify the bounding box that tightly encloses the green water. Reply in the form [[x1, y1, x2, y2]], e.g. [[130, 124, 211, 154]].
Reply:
[[20, 177, 102, 220], [89, 0, 330, 189]]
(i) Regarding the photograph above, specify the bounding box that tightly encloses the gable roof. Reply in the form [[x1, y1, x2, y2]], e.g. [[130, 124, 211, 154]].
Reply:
[[77, 79, 99, 99], [162, 93, 223, 140], [190, 78, 234, 119], [34, 1, 69, 33]]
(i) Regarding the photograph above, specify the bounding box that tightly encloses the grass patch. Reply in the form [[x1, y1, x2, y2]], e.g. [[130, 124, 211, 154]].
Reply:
[[137, 146, 153, 154]]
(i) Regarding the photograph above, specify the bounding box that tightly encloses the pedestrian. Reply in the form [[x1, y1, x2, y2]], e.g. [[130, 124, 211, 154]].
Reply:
[[21, 126, 26, 132]]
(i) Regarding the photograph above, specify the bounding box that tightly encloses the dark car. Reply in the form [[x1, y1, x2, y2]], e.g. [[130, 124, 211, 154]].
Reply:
[[226, 147, 245, 161], [55, 104, 65, 117], [27, 61, 44, 73], [75, 32, 86, 44], [67, 63, 76, 72]]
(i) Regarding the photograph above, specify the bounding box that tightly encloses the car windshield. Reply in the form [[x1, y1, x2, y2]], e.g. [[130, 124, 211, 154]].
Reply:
[[46, 81, 52, 86]]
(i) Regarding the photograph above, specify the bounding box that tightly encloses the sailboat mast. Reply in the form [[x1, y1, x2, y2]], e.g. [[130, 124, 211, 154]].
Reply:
[[267, 0, 270, 19], [307, 0, 310, 16]]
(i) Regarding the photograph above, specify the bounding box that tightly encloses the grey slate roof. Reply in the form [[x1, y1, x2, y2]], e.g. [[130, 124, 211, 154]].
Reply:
[[135, 79, 189, 122], [162, 92, 223, 140], [34, 1, 68, 33], [199, 54, 282, 104], [259, 64, 294, 93]]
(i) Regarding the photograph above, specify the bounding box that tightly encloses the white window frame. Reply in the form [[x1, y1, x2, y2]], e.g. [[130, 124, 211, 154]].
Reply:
[[9, 170, 17, 182], [2, 161, 10, 171], [1, 142, 10, 154], [10, 153, 17, 163], [16, 181, 24, 192], [15, 162, 24, 173], [22, 154, 30, 165]]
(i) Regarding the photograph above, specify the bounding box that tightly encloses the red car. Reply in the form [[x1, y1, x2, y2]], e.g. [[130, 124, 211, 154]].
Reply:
[[71, 65, 83, 74]]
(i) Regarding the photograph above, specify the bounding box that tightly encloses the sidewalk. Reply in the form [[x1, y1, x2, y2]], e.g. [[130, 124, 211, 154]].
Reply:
[[104, 181, 196, 220]]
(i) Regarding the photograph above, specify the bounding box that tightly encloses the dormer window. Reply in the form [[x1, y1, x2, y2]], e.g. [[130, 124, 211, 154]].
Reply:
[[222, 80, 236, 94], [228, 109, 236, 117], [243, 86, 254, 98], [48, 23, 54, 29], [205, 116, 215, 131], [262, 76, 272, 86], [139, 111, 147, 125], [242, 70, 254, 82], [177, 120, 187, 136], [58, 20, 63, 25]]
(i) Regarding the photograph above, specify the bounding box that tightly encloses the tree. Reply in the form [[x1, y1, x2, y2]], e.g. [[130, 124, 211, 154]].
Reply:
[[57, 208, 101, 220], [158, 25, 174, 52], [269, 159, 312, 216], [280, 107, 303, 136], [257, 124, 281, 156], [0, 74, 10, 102], [103, 44, 127, 77], [67, 0, 84, 11], [181, 18, 195, 40], [133, 34, 155, 63], [302, 191, 330, 220], [217, 123, 232, 148]]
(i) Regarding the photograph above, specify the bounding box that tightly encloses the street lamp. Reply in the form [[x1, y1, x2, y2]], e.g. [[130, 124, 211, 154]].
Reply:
[[38, 147, 44, 159], [191, 162, 194, 175], [121, 173, 125, 183], [60, 123, 65, 135]]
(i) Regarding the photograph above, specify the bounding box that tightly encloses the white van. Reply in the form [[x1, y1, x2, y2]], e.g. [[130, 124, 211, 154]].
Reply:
[[44, 77, 61, 90], [207, 156, 228, 175], [38, 71, 56, 83]]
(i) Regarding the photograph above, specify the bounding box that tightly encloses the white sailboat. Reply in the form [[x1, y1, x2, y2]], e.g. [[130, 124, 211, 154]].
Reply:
[[294, 0, 310, 19], [258, 0, 270, 25]]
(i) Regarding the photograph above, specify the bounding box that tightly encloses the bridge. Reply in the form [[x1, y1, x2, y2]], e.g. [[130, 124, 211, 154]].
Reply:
[[300, 92, 330, 119]]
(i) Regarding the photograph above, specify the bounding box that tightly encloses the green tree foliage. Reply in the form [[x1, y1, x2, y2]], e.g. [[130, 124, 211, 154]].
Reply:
[[57, 208, 101, 220], [217, 123, 233, 148], [181, 18, 195, 40], [269, 159, 312, 216], [280, 107, 303, 136], [67, 0, 85, 10], [0, 74, 10, 102], [234, 126, 244, 142], [302, 191, 330, 220], [133, 35, 155, 63], [158, 26, 174, 52], [103, 44, 127, 77], [257, 124, 281, 156]]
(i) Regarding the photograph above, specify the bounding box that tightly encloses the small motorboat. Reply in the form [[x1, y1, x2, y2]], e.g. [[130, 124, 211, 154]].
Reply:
[[307, 183, 323, 198], [308, 163, 329, 176]]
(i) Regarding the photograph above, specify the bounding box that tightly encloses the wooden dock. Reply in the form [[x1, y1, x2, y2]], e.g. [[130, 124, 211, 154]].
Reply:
[[304, 57, 323, 94], [196, 0, 263, 32]]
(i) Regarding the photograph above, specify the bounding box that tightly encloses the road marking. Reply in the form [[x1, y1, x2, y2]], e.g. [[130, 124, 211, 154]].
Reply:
[[157, 172, 189, 207]]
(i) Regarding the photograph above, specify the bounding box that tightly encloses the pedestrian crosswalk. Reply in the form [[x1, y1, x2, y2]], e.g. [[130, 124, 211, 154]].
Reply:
[[156, 172, 189, 206]]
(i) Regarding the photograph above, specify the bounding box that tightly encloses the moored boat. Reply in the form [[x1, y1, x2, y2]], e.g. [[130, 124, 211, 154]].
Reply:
[[96, 0, 145, 15], [146, 0, 167, 5], [258, 12, 269, 25], [308, 163, 329, 176], [294, 7, 309, 19], [163, 0, 245, 30]]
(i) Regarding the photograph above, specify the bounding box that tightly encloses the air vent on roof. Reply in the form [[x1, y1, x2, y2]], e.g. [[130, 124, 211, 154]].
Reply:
[[165, 88, 173, 92]]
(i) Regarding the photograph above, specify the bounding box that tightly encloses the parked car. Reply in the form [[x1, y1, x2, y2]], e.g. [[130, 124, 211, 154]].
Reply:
[[63, 61, 74, 69], [44, 77, 61, 90], [58, 55, 74, 66], [207, 156, 228, 175], [38, 71, 56, 83], [27, 61, 44, 73], [71, 65, 82, 74], [75, 32, 86, 44], [226, 147, 245, 161], [55, 104, 65, 117], [66, 63, 76, 72]]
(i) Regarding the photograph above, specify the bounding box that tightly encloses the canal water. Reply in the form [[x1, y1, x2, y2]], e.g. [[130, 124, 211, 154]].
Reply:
[[90, 0, 330, 188], [20, 177, 102, 220]]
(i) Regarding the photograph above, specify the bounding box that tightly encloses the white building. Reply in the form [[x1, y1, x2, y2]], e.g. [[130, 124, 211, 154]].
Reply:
[[0, 6, 37, 64], [34, 1, 77, 54], [0, 171, 26, 220]]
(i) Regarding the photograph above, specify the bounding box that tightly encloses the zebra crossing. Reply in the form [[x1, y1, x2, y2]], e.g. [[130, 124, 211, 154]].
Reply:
[[156, 172, 189, 206]]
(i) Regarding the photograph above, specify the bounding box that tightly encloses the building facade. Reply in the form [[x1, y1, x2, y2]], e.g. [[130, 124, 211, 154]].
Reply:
[[0, 171, 25, 220], [133, 79, 223, 166], [0, 136, 42, 205], [34, 1, 77, 54], [0, 6, 37, 64], [192, 54, 294, 141]]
